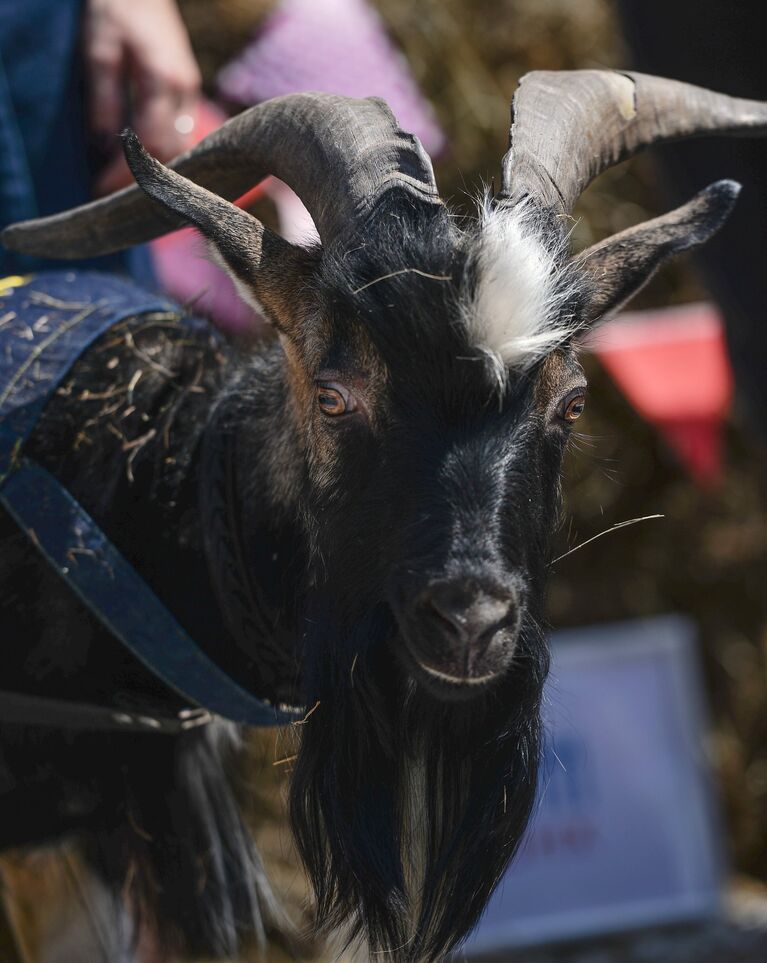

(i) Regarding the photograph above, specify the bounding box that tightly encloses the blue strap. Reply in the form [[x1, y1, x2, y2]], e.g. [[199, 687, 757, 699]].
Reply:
[[0, 273, 300, 728], [0, 461, 296, 726]]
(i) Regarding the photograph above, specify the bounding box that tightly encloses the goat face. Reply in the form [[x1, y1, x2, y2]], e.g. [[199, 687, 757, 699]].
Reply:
[[381, 347, 585, 700], [281, 202, 585, 706], [300, 316, 583, 702]]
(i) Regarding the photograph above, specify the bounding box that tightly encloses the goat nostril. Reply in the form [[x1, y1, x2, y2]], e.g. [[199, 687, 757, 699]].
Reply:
[[423, 597, 465, 639], [419, 580, 513, 643]]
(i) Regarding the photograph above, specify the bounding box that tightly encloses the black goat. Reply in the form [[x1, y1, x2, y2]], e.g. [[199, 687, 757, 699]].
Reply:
[[2, 71, 767, 962]]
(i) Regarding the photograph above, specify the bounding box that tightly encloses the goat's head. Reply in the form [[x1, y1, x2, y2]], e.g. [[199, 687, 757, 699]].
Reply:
[[5, 71, 767, 961]]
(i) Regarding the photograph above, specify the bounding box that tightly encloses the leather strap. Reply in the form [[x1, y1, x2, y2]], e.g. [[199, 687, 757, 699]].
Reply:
[[0, 459, 301, 727], [0, 691, 212, 734]]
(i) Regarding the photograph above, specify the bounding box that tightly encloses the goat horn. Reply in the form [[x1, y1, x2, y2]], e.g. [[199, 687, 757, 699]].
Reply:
[[120, 129, 305, 307], [2, 93, 440, 258], [499, 70, 767, 214]]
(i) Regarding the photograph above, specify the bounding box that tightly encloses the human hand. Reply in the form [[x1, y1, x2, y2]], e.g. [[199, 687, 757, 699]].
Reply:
[[84, 0, 202, 195]]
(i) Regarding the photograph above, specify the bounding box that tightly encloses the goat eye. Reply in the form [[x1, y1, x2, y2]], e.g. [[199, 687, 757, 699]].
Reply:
[[316, 382, 355, 417], [558, 388, 587, 424]]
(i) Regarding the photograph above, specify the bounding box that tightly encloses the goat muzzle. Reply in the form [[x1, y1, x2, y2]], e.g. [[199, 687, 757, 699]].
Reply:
[[397, 576, 521, 698]]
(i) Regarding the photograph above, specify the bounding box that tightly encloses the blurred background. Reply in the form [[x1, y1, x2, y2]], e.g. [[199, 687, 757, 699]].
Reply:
[[5, 0, 767, 960]]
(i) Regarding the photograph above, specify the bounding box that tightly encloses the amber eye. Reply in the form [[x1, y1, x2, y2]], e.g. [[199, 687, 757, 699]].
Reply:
[[316, 382, 355, 417], [559, 389, 587, 424]]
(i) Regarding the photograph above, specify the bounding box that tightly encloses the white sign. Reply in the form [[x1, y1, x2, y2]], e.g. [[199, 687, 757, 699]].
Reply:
[[465, 615, 723, 955]]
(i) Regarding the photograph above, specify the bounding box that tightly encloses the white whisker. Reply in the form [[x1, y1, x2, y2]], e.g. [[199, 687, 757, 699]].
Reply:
[[550, 514, 665, 565]]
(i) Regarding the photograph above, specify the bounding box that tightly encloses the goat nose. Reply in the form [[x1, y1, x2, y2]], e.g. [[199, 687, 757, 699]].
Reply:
[[421, 580, 512, 643]]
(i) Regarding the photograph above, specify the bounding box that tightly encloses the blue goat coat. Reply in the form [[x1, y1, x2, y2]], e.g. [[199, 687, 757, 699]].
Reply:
[[0, 272, 297, 728]]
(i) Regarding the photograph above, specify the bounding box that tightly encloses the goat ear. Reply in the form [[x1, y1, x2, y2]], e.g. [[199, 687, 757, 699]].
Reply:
[[575, 179, 740, 324], [122, 130, 315, 335]]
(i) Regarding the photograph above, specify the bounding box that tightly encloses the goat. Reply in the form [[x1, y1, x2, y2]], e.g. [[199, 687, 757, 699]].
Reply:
[[2, 71, 767, 962]]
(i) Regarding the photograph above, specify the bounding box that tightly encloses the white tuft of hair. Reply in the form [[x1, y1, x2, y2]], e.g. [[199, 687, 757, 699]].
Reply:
[[463, 196, 581, 383]]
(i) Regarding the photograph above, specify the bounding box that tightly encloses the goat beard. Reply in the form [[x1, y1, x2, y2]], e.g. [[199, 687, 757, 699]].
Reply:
[[288, 607, 549, 962]]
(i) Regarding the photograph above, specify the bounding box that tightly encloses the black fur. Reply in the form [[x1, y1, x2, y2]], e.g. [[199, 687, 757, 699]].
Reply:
[[1, 196, 588, 960], [284, 198, 579, 959]]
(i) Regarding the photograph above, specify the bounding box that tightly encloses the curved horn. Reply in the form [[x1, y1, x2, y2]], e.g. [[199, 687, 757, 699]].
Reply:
[[119, 129, 308, 324], [2, 93, 440, 259], [499, 70, 767, 214]]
